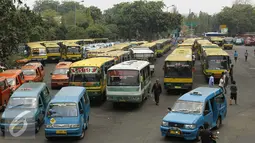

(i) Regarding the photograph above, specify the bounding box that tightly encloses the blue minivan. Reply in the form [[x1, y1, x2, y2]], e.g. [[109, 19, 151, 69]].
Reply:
[[44, 86, 90, 140], [160, 87, 227, 140], [0, 83, 51, 135]]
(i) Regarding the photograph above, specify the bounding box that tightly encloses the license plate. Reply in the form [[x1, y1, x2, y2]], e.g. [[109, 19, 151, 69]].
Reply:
[[175, 86, 181, 89], [170, 130, 180, 135], [56, 130, 67, 134]]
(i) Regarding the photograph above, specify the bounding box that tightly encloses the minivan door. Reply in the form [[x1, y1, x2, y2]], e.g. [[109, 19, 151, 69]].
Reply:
[[203, 101, 213, 128], [78, 101, 85, 129], [38, 96, 45, 121]]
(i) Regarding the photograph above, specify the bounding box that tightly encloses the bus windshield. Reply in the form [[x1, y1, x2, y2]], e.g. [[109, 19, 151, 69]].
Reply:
[[107, 70, 139, 86], [164, 61, 192, 78], [47, 47, 60, 53], [207, 56, 228, 70], [69, 74, 101, 82], [67, 46, 80, 54]]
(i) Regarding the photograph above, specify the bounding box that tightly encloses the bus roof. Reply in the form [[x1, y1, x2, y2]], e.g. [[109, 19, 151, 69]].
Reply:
[[130, 48, 154, 54], [43, 42, 60, 47], [178, 87, 221, 102], [165, 48, 192, 61], [12, 83, 46, 98], [0, 70, 23, 78], [108, 60, 150, 71], [201, 44, 220, 48], [140, 42, 157, 47], [93, 38, 109, 41], [84, 39, 94, 42], [178, 43, 193, 46], [26, 42, 45, 48], [63, 42, 80, 47], [70, 57, 114, 68], [97, 50, 130, 57], [203, 48, 229, 56], [51, 86, 86, 103], [88, 47, 116, 53], [130, 41, 148, 44], [112, 43, 131, 50], [197, 40, 211, 44]]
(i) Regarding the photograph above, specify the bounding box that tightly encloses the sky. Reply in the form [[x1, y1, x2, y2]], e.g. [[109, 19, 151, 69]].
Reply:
[[23, 0, 254, 15]]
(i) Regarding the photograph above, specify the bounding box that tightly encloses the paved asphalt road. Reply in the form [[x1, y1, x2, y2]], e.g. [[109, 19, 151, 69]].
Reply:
[[1, 45, 255, 143]]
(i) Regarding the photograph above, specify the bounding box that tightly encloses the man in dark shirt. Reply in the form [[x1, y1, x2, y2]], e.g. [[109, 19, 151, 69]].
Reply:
[[230, 81, 238, 105], [199, 122, 214, 143], [151, 79, 162, 105], [229, 64, 234, 83]]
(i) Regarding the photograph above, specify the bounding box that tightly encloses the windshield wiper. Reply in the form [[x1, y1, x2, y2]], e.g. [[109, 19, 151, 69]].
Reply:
[[9, 104, 24, 109]]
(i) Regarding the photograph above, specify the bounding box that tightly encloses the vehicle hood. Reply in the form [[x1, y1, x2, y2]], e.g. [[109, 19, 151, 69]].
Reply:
[[45, 116, 79, 124], [51, 75, 68, 80], [163, 112, 201, 124], [24, 75, 36, 81], [2, 108, 36, 119]]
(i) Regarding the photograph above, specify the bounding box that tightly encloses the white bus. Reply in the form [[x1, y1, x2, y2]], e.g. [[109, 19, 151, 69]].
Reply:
[[106, 60, 151, 104]]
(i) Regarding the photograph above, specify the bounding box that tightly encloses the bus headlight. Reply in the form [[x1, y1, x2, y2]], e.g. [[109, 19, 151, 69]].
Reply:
[[69, 124, 80, 128], [184, 124, 196, 129], [161, 121, 168, 127]]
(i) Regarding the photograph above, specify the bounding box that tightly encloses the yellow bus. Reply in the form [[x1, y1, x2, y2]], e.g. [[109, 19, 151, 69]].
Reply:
[[154, 39, 172, 57], [87, 47, 116, 58], [113, 43, 132, 51], [140, 42, 157, 57], [64, 39, 85, 46], [198, 43, 220, 60], [130, 41, 148, 46], [201, 48, 231, 80], [25, 42, 47, 65], [42, 42, 61, 61], [178, 43, 193, 49], [195, 39, 212, 60], [163, 48, 193, 92], [210, 37, 224, 47], [96, 50, 131, 64], [68, 57, 115, 101], [60, 42, 82, 61]]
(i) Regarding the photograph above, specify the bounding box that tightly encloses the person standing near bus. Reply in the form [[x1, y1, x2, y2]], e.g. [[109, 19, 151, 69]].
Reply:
[[245, 50, 248, 61], [234, 51, 238, 63], [151, 79, 162, 106]]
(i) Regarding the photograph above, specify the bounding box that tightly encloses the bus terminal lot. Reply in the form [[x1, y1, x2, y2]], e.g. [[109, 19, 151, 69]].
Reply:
[[1, 45, 255, 143]]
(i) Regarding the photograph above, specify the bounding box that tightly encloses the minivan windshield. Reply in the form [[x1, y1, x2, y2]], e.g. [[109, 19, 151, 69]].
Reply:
[[47, 102, 78, 117], [7, 78, 15, 86], [22, 69, 36, 75], [7, 97, 37, 109], [172, 100, 203, 114]]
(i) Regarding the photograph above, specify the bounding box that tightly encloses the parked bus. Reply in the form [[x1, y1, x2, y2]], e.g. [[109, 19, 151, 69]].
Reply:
[[195, 39, 212, 60], [106, 60, 151, 105], [155, 39, 172, 57], [113, 43, 132, 51], [163, 48, 193, 92], [42, 42, 61, 61], [204, 32, 225, 47], [198, 43, 220, 60], [96, 50, 131, 64], [25, 42, 47, 66], [87, 47, 116, 58], [60, 42, 82, 61], [140, 42, 157, 56], [201, 48, 231, 81], [68, 57, 115, 101]]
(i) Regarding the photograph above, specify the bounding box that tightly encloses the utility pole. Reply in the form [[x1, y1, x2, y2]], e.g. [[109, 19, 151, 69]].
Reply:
[[189, 9, 192, 36]]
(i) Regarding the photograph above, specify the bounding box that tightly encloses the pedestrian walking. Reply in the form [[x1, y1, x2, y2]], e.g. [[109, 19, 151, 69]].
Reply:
[[223, 70, 229, 94], [219, 75, 225, 93], [208, 73, 214, 87], [192, 54, 196, 66], [151, 79, 162, 105], [245, 50, 248, 61], [229, 64, 234, 83], [230, 81, 238, 105], [234, 50, 238, 63]]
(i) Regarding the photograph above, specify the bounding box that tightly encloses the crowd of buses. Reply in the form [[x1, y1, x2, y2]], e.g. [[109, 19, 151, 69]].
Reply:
[[0, 38, 173, 110], [163, 37, 231, 93]]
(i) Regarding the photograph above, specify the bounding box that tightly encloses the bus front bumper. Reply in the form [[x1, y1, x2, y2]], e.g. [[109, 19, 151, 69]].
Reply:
[[45, 128, 82, 137], [107, 95, 143, 103], [164, 83, 192, 90], [160, 126, 198, 140]]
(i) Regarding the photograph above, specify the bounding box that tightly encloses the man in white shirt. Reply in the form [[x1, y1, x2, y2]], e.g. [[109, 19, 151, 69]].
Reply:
[[208, 73, 214, 87], [219, 75, 225, 93]]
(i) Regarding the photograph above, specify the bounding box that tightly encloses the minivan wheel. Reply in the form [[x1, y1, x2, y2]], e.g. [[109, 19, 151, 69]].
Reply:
[[196, 128, 202, 141], [79, 128, 85, 139], [216, 117, 222, 129], [35, 120, 40, 133]]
